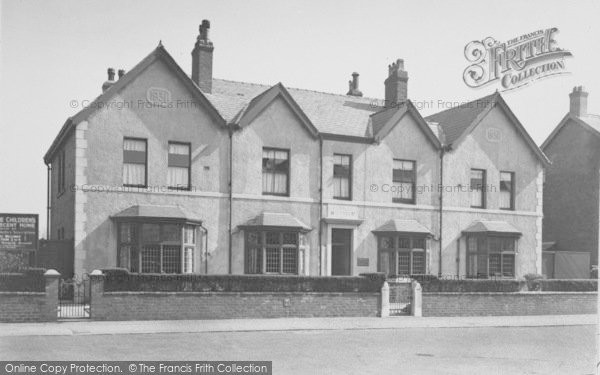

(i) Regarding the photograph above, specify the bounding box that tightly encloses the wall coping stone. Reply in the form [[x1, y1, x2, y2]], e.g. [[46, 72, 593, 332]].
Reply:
[[104, 291, 380, 297], [0, 292, 46, 296], [423, 291, 597, 296]]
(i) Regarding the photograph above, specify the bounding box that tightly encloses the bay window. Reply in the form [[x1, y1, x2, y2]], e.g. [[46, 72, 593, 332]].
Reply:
[[378, 235, 427, 276], [245, 230, 305, 274], [466, 235, 517, 278], [118, 222, 198, 273]]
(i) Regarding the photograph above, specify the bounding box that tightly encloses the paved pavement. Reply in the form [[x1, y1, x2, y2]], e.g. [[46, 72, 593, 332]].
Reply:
[[0, 314, 596, 337], [1, 323, 596, 374]]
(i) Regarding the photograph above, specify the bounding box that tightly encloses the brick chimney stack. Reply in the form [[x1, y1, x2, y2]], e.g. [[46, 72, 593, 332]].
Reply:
[[192, 20, 214, 93], [384, 59, 408, 107], [102, 68, 115, 92], [569, 86, 588, 117], [347, 72, 363, 97]]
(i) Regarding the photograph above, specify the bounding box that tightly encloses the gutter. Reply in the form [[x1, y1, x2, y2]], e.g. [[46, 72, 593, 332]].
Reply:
[[438, 145, 451, 277]]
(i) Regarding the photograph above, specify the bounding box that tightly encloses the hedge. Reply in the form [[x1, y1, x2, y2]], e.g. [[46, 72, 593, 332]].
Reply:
[[419, 278, 525, 293], [101, 269, 386, 293], [0, 268, 46, 292], [530, 279, 597, 292]]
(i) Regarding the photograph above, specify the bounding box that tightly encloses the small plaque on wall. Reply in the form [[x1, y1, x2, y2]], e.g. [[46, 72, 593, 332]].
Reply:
[[357, 257, 369, 267]]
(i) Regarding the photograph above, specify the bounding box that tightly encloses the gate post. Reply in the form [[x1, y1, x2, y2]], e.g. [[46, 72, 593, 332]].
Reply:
[[411, 280, 422, 317], [43, 269, 60, 322], [380, 281, 390, 318], [89, 270, 105, 319]]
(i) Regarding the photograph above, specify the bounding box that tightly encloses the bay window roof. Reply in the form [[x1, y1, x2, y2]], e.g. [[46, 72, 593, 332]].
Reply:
[[239, 212, 311, 232], [110, 204, 202, 224], [372, 219, 433, 236], [462, 220, 521, 236]]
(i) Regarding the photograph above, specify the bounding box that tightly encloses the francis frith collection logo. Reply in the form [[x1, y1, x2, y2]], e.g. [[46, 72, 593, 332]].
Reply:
[[463, 27, 572, 91]]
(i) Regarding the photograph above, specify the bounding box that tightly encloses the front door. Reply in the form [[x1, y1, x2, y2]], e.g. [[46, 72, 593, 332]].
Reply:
[[331, 228, 352, 275]]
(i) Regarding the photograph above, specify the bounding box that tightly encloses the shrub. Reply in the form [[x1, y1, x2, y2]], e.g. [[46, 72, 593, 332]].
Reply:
[[101, 270, 386, 293]]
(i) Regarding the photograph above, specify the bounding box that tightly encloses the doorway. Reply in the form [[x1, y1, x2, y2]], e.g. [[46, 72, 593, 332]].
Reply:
[[331, 228, 352, 275]]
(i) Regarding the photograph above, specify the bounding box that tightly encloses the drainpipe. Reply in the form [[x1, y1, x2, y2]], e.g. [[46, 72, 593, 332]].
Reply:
[[318, 136, 324, 275], [228, 127, 234, 274], [438, 144, 452, 277], [199, 224, 209, 274], [46, 163, 52, 239], [438, 148, 443, 276]]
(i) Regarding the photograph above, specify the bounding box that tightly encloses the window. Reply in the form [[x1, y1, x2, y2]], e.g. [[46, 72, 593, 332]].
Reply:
[[333, 154, 352, 200], [470, 169, 486, 208], [466, 235, 516, 278], [377, 235, 427, 276], [168, 142, 191, 190], [56, 150, 66, 195], [393, 160, 416, 204], [123, 138, 147, 187], [117, 222, 197, 273], [262, 148, 289, 196], [500, 171, 515, 210], [245, 230, 299, 274]]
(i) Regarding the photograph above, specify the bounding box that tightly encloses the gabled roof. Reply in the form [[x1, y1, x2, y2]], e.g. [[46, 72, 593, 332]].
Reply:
[[541, 113, 600, 150], [206, 78, 379, 138], [462, 220, 521, 236], [44, 44, 226, 164], [425, 92, 549, 166], [425, 93, 496, 145], [239, 212, 311, 232], [372, 219, 433, 236], [371, 100, 442, 148], [234, 83, 319, 138]]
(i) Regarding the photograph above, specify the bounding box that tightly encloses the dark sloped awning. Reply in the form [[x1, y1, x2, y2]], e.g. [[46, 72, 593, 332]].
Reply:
[[239, 212, 312, 232], [372, 219, 433, 237], [462, 220, 521, 237], [110, 205, 202, 224]]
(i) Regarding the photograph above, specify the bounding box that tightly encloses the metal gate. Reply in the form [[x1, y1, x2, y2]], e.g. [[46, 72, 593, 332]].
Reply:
[[388, 280, 412, 316], [58, 273, 91, 319]]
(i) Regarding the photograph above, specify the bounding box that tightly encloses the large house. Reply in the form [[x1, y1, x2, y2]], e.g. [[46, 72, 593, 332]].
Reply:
[[542, 87, 599, 277], [44, 21, 548, 278]]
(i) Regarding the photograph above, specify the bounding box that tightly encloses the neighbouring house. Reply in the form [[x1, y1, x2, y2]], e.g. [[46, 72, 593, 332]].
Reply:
[[541, 87, 599, 278], [43, 20, 548, 279]]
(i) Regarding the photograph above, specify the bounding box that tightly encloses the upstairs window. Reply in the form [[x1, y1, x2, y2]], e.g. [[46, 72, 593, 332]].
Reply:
[[123, 138, 147, 187], [470, 169, 486, 208], [333, 154, 352, 200], [168, 142, 191, 190], [262, 148, 289, 196], [393, 160, 416, 204], [499, 171, 515, 210]]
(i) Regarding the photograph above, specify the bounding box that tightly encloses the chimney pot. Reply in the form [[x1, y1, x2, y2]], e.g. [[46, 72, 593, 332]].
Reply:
[[118, 69, 126, 79], [569, 85, 588, 117], [102, 68, 116, 92], [346, 72, 363, 97]]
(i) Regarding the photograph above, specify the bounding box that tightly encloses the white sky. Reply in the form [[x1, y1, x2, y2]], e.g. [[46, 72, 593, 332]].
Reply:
[[1, 0, 599, 237]]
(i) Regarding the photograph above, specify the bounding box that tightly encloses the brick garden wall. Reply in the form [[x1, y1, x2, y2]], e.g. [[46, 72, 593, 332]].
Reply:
[[422, 292, 597, 317], [0, 272, 59, 322], [91, 291, 380, 321]]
